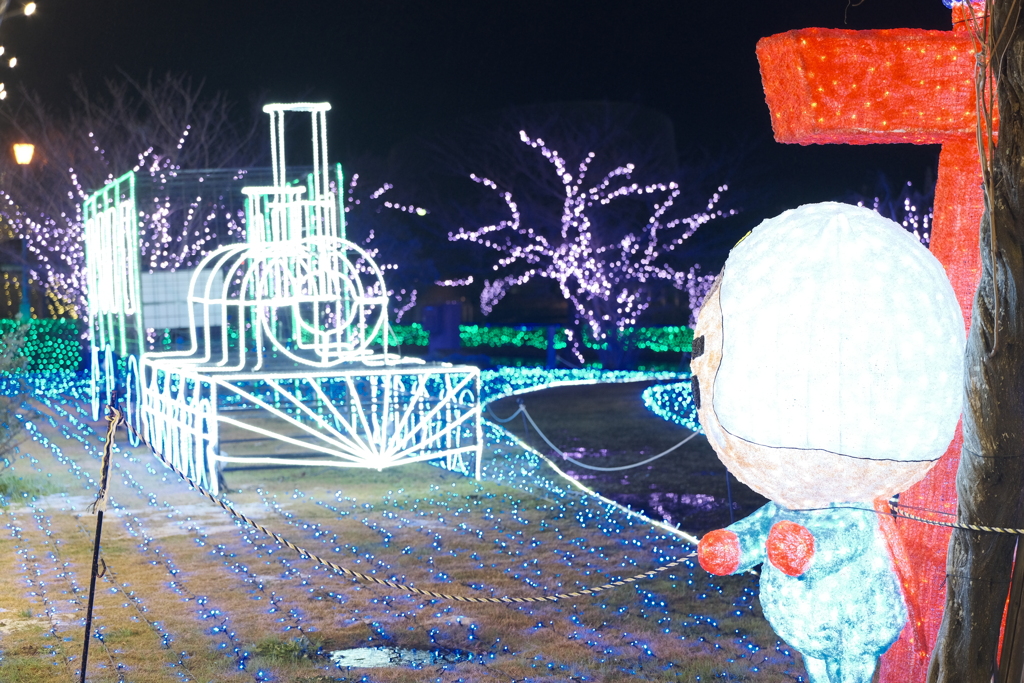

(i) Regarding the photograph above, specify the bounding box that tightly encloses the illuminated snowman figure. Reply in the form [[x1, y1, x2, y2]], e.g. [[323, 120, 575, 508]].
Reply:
[[692, 202, 964, 683]]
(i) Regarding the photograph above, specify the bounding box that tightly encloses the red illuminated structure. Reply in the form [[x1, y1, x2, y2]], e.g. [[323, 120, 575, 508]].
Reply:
[[756, 4, 986, 682]]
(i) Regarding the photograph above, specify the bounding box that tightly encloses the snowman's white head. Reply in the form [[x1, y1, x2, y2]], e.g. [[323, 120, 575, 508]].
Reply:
[[692, 202, 964, 508]]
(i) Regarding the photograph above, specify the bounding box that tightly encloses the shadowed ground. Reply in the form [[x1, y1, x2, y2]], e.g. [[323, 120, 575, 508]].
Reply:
[[488, 381, 770, 536]]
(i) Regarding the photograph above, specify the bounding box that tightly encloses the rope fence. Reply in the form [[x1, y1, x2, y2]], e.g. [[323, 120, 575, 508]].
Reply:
[[489, 401, 1024, 537], [486, 402, 700, 472], [485, 398, 735, 523], [87, 401, 1024, 614], [104, 406, 696, 604], [887, 496, 1024, 535]]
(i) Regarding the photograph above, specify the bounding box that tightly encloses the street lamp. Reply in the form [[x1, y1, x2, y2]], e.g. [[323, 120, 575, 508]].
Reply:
[[12, 142, 32, 164], [12, 141, 32, 318]]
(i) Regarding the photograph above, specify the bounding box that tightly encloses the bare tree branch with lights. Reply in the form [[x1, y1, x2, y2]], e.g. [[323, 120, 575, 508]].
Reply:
[[0, 0, 37, 102], [450, 131, 732, 368], [339, 169, 434, 323], [848, 173, 935, 247], [0, 72, 261, 317]]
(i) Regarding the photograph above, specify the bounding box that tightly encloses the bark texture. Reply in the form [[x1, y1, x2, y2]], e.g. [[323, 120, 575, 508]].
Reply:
[[929, 2, 1024, 681]]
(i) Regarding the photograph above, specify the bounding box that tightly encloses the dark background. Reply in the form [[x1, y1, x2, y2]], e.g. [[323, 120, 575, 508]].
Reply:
[[6, 1, 951, 176], [1, 0, 956, 312]]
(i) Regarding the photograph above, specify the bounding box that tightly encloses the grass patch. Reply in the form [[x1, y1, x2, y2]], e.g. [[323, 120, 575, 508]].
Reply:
[[0, 474, 64, 505], [253, 635, 326, 662], [0, 381, 804, 682]]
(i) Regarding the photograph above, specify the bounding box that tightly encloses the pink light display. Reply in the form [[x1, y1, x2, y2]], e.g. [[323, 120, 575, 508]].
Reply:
[[449, 131, 732, 363]]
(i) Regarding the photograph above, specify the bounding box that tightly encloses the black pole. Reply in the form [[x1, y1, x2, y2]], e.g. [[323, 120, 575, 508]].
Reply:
[[997, 538, 1024, 683], [80, 407, 117, 683], [725, 470, 734, 525], [18, 160, 30, 321], [545, 326, 556, 369], [79, 508, 105, 683]]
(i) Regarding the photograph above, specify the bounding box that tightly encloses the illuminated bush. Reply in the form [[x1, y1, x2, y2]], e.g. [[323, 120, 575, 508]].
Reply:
[[642, 381, 701, 433], [0, 319, 82, 372], [379, 323, 430, 347], [140, 322, 694, 357], [459, 325, 565, 351], [459, 325, 694, 353]]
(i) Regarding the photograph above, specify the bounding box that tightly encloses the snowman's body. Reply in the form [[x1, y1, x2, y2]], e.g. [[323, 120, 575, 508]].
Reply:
[[725, 503, 905, 683], [692, 203, 964, 683]]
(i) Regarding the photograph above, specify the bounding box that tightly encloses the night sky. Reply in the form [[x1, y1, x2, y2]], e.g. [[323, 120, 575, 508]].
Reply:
[[6, 0, 958, 251]]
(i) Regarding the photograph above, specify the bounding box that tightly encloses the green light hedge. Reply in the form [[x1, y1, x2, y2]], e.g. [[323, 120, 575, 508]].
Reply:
[[0, 319, 83, 372], [136, 321, 694, 368], [458, 324, 693, 353], [382, 323, 694, 353], [631, 326, 695, 353], [0, 318, 687, 375], [383, 323, 430, 347], [459, 325, 566, 350]]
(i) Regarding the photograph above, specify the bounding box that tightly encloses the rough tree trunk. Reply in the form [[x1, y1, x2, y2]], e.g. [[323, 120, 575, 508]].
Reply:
[[929, 1, 1024, 681]]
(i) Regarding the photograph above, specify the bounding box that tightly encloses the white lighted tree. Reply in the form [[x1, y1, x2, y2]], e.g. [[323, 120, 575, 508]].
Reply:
[[0, 74, 430, 323], [450, 131, 732, 367], [851, 174, 934, 247], [0, 73, 261, 317], [340, 171, 431, 323]]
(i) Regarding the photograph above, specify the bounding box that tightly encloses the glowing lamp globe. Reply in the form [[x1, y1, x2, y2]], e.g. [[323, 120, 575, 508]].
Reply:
[[692, 202, 964, 509], [12, 143, 33, 165]]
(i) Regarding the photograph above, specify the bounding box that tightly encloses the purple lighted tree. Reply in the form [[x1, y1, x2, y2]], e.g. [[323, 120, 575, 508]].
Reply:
[[339, 170, 432, 323], [0, 74, 261, 318], [0, 74, 429, 324], [450, 131, 732, 368]]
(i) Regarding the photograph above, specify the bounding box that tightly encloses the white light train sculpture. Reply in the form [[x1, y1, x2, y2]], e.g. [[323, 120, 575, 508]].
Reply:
[[85, 103, 482, 494]]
